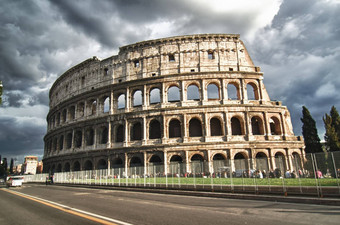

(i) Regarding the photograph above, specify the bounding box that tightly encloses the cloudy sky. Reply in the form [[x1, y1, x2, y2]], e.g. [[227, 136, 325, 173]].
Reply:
[[1, 0, 339, 164]]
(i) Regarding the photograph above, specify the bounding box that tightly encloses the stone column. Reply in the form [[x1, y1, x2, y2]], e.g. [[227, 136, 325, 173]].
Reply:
[[185, 151, 190, 173], [241, 79, 247, 102], [143, 85, 147, 109], [164, 151, 168, 175], [263, 112, 270, 137], [143, 116, 147, 144], [124, 153, 128, 177], [125, 88, 130, 112], [144, 152, 148, 176], [107, 121, 112, 147], [258, 79, 264, 101], [183, 114, 188, 142], [124, 119, 129, 146]]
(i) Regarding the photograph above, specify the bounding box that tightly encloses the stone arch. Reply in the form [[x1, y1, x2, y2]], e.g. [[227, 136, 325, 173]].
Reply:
[[68, 105, 76, 120], [190, 154, 205, 174], [270, 116, 281, 135], [167, 85, 180, 102], [227, 82, 240, 100], [150, 87, 161, 104], [117, 93, 126, 109], [207, 83, 220, 100], [212, 153, 228, 174], [251, 116, 264, 135], [74, 130, 82, 148], [189, 118, 203, 137], [247, 82, 259, 100], [255, 152, 269, 171], [77, 102, 85, 117], [133, 89, 143, 107], [275, 152, 287, 172], [170, 155, 183, 163], [231, 116, 244, 135], [99, 126, 108, 144], [131, 122, 142, 141], [97, 159, 107, 170], [64, 162, 70, 172], [73, 161, 81, 171], [115, 124, 124, 142], [59, 135, 64, 150], [62, 108, 67, 123], [169, 118, 181, 138], [149, 119, 161, 139], [85, 128, 94, 146], [210, 117, 223, 136], [234, 152, 248, 175], [89, 99, 97, 115], [103, 96, 110, 113], [66, 132, 72, 148], [130, 156, 142, 167], [187, 83, 200, 101], [56, 163, 62, 172], [84, 160, 93, 171], [112, 157, 124, 168]]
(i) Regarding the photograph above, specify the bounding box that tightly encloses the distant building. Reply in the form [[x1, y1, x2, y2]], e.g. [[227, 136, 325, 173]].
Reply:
[[14, 164, 22, 174], [36, 161, 43, 174], [23, 156, 38, 175]]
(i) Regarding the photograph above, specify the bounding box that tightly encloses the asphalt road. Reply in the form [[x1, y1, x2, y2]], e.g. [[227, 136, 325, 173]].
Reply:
[[1, 183, 340, 225]]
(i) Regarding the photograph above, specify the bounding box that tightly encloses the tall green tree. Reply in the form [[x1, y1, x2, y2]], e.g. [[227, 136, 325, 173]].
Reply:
[[9, 158, 14, 174], [301, 106, 323, 153], [323, 106, 340, 151], [0, 80, 2, 105]]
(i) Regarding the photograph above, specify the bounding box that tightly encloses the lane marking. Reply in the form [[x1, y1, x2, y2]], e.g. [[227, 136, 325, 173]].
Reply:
[[1, 188, 133, 225]]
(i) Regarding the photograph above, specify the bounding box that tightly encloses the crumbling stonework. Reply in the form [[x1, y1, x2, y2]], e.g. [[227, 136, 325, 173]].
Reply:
[[43, 34, 304, 174]]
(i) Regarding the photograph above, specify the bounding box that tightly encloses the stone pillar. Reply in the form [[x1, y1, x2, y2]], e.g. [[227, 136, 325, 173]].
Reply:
[[107, 121, 112, 147], [181, 81, 186, 102], [110, 90, 114, 114], [124, 153, 128, 177], [263, 112, 270, 137], [164, 151, 168, 175], [258, 79, 264, 101], [143, 116, 147, 144], [185, 151, 190, 173], [245, 111, 250, 138], [280, 112, 287, 138], [286, 149, 293, 171], [241, 79, 247, 102], [124, 119, 129, 146], [183, 114, 188, 142], [161, 83, 166, 104], [204, 113, 209, 138], [93, 126, 97, 149], [222, 79, 227, 104], [125, 88, 130, 111], [144, 152, 147, 176], [143, 85, 147, 109]]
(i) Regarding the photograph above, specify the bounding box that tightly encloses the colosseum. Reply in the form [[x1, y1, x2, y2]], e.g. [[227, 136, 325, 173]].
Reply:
[[43, 34, 305, 176]]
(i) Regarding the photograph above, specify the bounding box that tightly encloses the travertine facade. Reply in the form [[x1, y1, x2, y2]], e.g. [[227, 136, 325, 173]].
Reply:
[[43, 34, 304, 175]]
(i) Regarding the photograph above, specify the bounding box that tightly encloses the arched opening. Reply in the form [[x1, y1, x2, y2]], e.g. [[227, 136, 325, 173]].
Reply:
[[74, 130, 82, 148], [207, 83, 219, 100], [56, 113, 60, 126], [255, 152, 269, 171], [292, 152, 302, 172], [90, 100, 97, 115], [66, 133, 72, 148], [251, 116, 264, 135], [97, 159, 107, 170], [168, 86, 180, 102], [169, 119, 181, 138], [191, 154, 204, 174], [59, 135, 64, 150], [187, 84, 200, 101], [131, 122, 142, 141], [189, 118, 202, 137], [112, 157, 123, 168], [130, 156, 142, 167], [270, 117, 281, 135], [100, 127, 108, 144], [149, 119, 161, 139], [73, 161, 81, 171], [275, 152, 287, 174], [85, 128, 94, 146], [234, 153, 248, 176], [213, 154, 228, 175], [117, 94, 125, 109], [133, 90, 142, 107], [56, 164, 62, 172], [170, 155, 183, 163], [150, 88, 160, 104], [116, 125, 124, 142], [247, 83, 259, 100], [227, 83, 239, 100], [69, 106, 75, 120], [77, 102, 85, 117], [62, 109, 67, 123], [231, 117, 243, 135], [149, 155, 163, 174], [84, 160, 93, 171], [103, 97, 110, 113], [210, 117, 222, 136], [64, 162, 70, 172]]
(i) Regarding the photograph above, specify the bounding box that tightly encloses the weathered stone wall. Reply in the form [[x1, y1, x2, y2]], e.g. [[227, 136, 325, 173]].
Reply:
[[43, 34, 304, 174]]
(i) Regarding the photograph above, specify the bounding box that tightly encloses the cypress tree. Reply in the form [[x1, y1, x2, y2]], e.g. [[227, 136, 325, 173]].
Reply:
[[9, 158, 14, 174], [301, 106, 323, 153], [324, 106, 340, 151]]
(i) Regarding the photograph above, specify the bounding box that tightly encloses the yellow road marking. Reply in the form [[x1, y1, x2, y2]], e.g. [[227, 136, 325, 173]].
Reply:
[[1, 188, 126, 225]]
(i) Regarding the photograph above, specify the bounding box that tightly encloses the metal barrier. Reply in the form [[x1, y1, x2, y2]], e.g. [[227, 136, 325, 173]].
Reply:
[[26, 152, 340, 198]]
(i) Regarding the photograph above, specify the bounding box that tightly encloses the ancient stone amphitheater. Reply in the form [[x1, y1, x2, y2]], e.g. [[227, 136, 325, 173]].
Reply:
[[43, 34, 304, 175]]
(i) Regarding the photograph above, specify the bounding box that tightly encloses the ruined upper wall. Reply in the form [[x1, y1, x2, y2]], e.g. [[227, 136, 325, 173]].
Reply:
[[49, 34, 259, 108]]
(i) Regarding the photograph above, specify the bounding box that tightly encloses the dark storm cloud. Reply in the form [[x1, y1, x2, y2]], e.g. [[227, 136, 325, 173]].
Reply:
[[250, 0, 340, 136]]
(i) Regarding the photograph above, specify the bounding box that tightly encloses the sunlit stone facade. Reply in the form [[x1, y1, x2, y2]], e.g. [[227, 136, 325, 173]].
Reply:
[[43, 34, 304, 175]]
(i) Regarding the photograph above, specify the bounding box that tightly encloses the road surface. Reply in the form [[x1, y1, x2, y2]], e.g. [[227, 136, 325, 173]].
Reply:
[[1, 183, 340, 225]]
